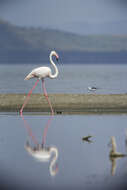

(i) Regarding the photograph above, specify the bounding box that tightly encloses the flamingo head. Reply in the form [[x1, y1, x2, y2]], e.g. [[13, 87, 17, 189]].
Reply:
[[51, 50, 59, 62]]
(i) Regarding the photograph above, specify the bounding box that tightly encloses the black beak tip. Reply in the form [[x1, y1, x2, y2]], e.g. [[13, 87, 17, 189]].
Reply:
[[56, 58, 59, 62]]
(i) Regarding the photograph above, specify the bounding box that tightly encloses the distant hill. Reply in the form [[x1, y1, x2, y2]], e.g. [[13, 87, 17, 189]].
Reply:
[[0, 19, 31, 50], [64, 20, 127, 35], [0, 19, 127, 63]]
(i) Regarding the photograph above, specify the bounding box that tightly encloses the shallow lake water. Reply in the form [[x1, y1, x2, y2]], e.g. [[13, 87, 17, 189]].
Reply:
[[0, 113, 127, 189], [1, 64, 127, 94]]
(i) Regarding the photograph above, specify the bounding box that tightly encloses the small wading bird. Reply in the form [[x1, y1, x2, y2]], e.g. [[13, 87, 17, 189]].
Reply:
[[20, 51, 59, 115], [87, 86, 98, 92]]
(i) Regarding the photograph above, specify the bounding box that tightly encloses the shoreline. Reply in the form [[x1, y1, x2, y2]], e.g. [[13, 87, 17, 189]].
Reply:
[[0, 93, 127, 114]]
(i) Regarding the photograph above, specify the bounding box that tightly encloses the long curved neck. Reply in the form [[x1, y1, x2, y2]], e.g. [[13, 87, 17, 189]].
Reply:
[[49, 53, 59, 79], [49, 147, 58, 176]]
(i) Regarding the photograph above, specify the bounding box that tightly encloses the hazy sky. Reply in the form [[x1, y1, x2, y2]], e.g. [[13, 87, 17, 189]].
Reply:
[[0, 0, 127, 33]]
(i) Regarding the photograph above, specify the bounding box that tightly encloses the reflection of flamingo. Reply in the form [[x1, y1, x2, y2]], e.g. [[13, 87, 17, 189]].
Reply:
[[21, 112, 53, 146], [42, 115, 54, 145], [20, 108, 58, 176], [25, 141, 58, 176], [20, 50, 59, 116], [125, 129, 127, 152], [21, 114, 38, 145]]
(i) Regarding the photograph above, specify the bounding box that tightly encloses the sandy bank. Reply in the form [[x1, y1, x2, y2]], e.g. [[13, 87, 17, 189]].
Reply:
[[0, 93, 127, 114]]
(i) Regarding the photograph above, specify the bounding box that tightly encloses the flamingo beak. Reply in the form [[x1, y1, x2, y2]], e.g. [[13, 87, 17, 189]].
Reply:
[[56, 54, 59, 62]]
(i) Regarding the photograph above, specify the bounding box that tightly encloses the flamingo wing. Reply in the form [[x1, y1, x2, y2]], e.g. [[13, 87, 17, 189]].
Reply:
[[24, 67, 51, 80]]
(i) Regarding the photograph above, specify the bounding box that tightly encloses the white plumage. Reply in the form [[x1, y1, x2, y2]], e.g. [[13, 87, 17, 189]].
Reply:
[[25, 66, 51, 80], [24, 50, 59, 80], [20, 50, 59, 115], [25, 142, 58, 176]]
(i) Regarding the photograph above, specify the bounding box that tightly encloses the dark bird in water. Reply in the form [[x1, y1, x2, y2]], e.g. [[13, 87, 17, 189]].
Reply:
[[82, 135, 93, 143]]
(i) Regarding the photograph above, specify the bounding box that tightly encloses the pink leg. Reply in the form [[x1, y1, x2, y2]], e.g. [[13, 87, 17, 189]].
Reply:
[[41, 79, 54, 145], [21, 114, 38, 145], [42, 79, 54, 115], [42, 115, 53, 145], [20, 79, 39, 116]]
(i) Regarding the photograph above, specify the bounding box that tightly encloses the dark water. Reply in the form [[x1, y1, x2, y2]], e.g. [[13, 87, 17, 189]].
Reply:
[[0, 113, 127, 189], [0, 64, 127, 94]]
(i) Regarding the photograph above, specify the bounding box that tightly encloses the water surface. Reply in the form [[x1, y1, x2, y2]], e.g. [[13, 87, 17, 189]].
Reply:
[[0, 113, 127, 189], [0, 64, 127, 94]]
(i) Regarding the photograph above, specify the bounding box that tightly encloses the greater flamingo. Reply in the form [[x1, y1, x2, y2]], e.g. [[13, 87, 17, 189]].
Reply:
[[20, 51, 59, 115]]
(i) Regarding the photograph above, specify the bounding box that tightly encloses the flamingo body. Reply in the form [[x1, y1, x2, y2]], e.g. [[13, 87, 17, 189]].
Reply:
[[24, 50, 59, 80], [25, 66, 52, 80], [20, 50, 59, 115]]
